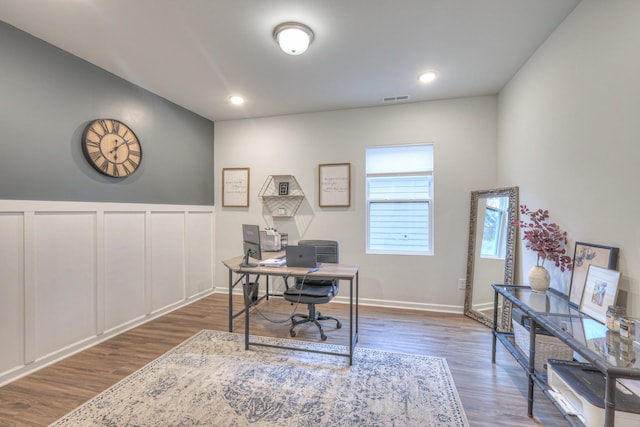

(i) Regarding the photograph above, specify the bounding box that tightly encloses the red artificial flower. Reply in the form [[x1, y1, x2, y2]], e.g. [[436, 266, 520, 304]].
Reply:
[[513, 205, 573, 272]]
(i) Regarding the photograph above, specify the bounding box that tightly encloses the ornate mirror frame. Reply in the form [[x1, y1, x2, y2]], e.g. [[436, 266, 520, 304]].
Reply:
[[464, 187, 518, 328]]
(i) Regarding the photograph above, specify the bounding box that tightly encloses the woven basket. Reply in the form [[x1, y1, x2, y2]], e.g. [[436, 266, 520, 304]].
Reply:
[[512, 320, 573, 372]]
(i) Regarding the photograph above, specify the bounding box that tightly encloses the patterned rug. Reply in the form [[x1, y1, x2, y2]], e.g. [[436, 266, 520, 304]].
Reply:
[[51, 330, 469, 426]]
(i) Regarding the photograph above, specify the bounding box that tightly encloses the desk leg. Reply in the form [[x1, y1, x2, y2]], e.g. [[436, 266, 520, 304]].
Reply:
[[355, 271, 359, 344], [228, 269, 233, 332], [347, 272, 359, 366], [244, 273, 250, 350], [349, 277, 353, 365]]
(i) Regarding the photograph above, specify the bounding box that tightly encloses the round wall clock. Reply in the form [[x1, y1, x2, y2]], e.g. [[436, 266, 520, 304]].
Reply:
[[81, 118, 142, 177]]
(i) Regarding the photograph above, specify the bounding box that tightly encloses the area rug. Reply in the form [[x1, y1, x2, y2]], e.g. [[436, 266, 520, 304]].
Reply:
[[51, 330, 469, 426]]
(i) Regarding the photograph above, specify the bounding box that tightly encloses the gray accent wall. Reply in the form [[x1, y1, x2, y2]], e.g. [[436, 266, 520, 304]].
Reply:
[[0, 21, 214, 205]]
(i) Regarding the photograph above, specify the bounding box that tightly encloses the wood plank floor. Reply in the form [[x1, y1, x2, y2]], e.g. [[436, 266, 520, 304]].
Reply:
[[0, 293, 569, 426]]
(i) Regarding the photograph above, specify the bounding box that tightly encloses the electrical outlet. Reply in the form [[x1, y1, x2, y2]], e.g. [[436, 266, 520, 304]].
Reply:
[[458, 279, 466, 290]]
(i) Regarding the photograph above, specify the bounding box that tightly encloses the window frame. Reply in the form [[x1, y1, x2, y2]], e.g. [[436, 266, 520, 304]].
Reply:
[[365, 159, 434, 256], [480, 205, 504, 259], [479, 197, 508, 260]]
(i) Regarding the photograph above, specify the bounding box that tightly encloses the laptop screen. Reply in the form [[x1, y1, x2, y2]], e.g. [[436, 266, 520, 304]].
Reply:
[[285, 245, 317, 268]]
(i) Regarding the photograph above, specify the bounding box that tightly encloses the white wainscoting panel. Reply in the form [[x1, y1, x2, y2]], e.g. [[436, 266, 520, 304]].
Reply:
[[187, 211, 214, 297], [103, 212, 146, 332], [0, 213, 24, 376], [34, 212, 96, 360], [0, 200, 215, 386], [150, 212, 186, 311]]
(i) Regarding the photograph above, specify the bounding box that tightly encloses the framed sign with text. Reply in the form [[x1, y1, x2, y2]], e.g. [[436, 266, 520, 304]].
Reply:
[[319, 163, 351, 207], [222, 167, 250, 207]]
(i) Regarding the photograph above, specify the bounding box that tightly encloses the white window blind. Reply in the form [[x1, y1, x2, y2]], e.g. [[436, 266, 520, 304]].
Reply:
[[366, 145, 433, 174], [366, 144, 434, 255]]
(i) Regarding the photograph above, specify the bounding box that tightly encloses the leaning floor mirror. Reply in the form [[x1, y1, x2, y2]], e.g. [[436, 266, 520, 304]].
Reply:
[[464, 187, 518, 329]]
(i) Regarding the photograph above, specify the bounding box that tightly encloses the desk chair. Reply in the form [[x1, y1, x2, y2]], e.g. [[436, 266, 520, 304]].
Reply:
[[283, 240, 341, 340]]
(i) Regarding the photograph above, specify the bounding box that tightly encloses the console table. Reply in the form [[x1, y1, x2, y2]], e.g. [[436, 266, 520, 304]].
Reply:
[[492, 285, 640, 427]]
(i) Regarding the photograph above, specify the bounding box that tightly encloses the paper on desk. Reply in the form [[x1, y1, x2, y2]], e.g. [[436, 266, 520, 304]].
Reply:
[[258, 258, 286, 267]]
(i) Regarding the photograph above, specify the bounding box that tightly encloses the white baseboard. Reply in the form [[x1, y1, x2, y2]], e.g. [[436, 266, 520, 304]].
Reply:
[[0, 290, 215, 387]]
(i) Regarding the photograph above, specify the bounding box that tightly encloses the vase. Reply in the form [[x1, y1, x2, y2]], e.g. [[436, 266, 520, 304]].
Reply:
[[528, 265, 550, 293]]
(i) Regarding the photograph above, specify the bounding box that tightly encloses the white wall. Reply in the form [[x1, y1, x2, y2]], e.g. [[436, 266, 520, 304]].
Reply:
[[0, 200, 215, 386], [499, 1, 640, 316], [215, 96, 498, 311]]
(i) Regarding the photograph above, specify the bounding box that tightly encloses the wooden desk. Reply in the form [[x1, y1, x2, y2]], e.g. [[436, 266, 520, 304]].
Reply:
[[222, 255, 360, 364], [224, 251, 285, 332]]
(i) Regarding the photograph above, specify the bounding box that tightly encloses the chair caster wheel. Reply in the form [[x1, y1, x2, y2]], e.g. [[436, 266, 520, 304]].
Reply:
[[321, 334, 327, 341], [336, 321, 342, 329], [290, 330, 296, 337]]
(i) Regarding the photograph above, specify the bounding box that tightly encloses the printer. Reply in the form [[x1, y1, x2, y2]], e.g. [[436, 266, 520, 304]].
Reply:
[[260, 229, 281, 252]]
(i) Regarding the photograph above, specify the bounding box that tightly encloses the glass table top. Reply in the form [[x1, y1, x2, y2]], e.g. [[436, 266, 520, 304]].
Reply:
[[540, 312, 640, 370], [494, 285, 640, 371], [494, 285, 583, 316]]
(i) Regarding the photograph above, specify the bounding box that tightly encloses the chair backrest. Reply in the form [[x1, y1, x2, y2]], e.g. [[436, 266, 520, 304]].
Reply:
[[298, 240, 339, 264]]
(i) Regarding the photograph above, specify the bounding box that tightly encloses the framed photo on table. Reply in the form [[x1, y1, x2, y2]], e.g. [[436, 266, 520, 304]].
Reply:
[[568, 242, 619, 307], [319, 163, 351, 207], [579, 265, 621, 324], [222, 167, 250, 207]]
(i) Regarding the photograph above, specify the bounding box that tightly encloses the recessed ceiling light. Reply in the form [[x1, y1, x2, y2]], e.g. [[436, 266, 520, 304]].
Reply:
[[229, 95, 245, 105], [419, 71, 438, 83]]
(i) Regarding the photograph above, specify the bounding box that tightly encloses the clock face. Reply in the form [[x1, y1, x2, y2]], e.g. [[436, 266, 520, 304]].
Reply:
[[81, 119, 142, 177]]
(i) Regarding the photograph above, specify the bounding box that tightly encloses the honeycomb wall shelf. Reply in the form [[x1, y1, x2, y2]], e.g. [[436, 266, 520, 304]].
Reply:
[[258, 175, 305, 217]]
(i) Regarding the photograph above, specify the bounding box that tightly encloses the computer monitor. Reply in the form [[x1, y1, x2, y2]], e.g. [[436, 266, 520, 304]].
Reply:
[[240, 224, 262, 267]]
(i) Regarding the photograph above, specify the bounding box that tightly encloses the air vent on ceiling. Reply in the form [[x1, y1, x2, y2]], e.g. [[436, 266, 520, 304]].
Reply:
[[382, 95, 410, 102]]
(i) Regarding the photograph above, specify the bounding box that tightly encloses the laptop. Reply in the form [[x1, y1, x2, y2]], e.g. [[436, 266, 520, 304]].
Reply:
[[285, 245, 317, 268]]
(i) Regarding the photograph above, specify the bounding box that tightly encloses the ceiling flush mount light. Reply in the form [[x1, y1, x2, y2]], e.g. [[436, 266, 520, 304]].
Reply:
[[273, 22, 314, 55], [229, 95, 245, 105], [419, 70, 438, 83]]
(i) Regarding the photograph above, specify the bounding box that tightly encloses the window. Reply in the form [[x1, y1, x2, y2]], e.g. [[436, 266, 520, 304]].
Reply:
[[366, 144, 433, 255], [480, 197, 507, 259]]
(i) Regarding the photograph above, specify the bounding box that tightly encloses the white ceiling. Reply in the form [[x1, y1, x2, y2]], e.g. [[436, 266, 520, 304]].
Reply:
[[0, 0, 580, 121]]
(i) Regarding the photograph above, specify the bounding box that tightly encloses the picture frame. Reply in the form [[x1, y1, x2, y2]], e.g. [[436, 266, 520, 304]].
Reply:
[[278, 181, 289, 195], [222, 167, 250, 207], [579, 265, 621, 324], [319, 163, 351, 207], [568, 242, 619, 307]]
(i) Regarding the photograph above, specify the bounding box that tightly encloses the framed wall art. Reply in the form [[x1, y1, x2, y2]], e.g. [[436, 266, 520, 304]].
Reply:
[[319, 163, 351, 207], [568, 242, 619, 306], [579, 265, 621, 324], [278, 181, 289, 195], [222, 167, 250, 207]]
